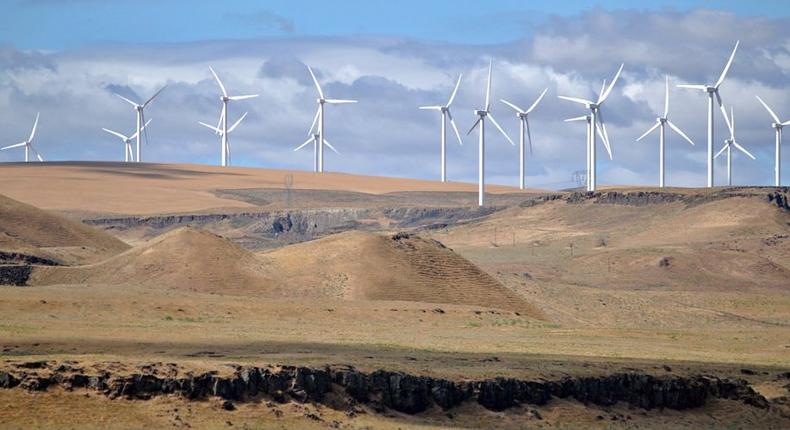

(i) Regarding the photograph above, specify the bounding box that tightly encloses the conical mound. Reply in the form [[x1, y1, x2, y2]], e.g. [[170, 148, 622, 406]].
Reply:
[[261, 231, 542, 316], [30, 226, 281, 294], [0, 193, 129, 265]]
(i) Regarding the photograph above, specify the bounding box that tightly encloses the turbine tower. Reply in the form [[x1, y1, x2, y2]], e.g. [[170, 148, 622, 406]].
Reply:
[[466, 59, 515, 206], [558, 63, 624, 192], [1, 113, 43, 162], [636, 76, 695, 187], [114, 85, 166, 163], [199, 112, 249, 166], [677, 40, 739, 187], [208, 67, 258, 167], [419, 74, 464, 182], [755, 95, 790, 186], [500, 88, 548, 189], [102, 119, 152, 162], [294, 133, 340, 172], [305, 65, 357, 173], [715, 107, 755, 186]]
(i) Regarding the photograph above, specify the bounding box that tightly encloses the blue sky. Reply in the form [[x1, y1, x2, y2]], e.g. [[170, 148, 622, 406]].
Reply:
[[4, 1, 789, 50], [1, 1, 790, 189]]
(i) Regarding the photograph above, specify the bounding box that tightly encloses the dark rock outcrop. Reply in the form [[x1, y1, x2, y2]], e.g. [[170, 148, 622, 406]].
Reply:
[[0, 362, 771, 415], [0, 265, 33, 286]]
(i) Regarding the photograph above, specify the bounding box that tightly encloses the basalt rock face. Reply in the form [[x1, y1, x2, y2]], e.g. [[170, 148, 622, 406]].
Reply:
[[0, 361, 771, 414], [0, 265, 33, 286], [768, 190, 790, 212]]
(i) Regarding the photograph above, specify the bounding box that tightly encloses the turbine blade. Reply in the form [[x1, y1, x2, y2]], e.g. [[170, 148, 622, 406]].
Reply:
[[714, 143, 728, 159], [488, 113, 514, 146], [294, 137, 313, 151], [227, 112, 248, 133], [447, 109, 463, 146], [783, 120, 790, 126], [447, 73, 462, 107], [418, 105, 442, 110], [558, 95, 593, 105], [102, 128, 128, 140], [228, 94, 259, 101], [31, 146, 43, 162], [732, 141, 756, 160], [564, 116, 588, 122], [199, 121, 222, 134], [755, 95, 781, 124], [466, 117, 481, 135], [500, 99, 524, 113], [114, 93, 138, 107], [667, 120, 695, 146], [143, 85, 167, 108], [1, 142, 27, 150], [676, 84, 707, 91], [715, 91, 732, 133], [28, 112, 40, 142], [209, 66, 228, 97], [595, 120, 613, 160], [715, 40, 739, 88], [324, 139, 340, 154], [485, 59, 492, 111], [308, 107, 320, 136], [306, 65, 324, 99], [525, 88, 548, 114], [599, 79, 607, 102], [325, 99, 357, 104], [598, 110, 612, 152], [599, 63, 624, 103], [216, 103, 226, 134], [663, 75, 670, 117], [636, 122, 660, 142], [525, 117, 533, 156]]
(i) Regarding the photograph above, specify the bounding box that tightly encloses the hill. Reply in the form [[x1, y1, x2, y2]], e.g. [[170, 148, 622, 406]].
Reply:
[[29, 226, 282, 295], [0, 193, 129, 265], [261, 230, 544, 316]]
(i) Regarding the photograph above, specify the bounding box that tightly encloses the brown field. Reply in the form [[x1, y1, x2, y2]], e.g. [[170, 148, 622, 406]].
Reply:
[[1, 162, 789, 428]]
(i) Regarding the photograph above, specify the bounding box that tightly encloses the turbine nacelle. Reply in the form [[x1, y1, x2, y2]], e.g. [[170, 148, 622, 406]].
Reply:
[[475, 110, 488, 117]]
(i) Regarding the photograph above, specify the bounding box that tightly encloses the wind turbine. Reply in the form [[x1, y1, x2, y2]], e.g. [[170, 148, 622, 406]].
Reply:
[[636, 76, 695, 187], [294, 133, 340, 172], [755, 95, 790, 186], [102, 119, 152, 162], [558, 63, 624, 192], [207, 67, 259, 167], [564, 114, 592, 189], [500, 88, 548, 189], [715, 107, 755, 186], [305, 65, 357, 173], [466, 59, 515, 206], [677, 40, 739, 187], [1, 113, 43, 162], [114, 85, 166, 163], [419, 74, 464, 182], [199, 112, 249, 166]]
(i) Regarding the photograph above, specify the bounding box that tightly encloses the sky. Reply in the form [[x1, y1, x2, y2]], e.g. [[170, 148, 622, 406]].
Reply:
[[1, 0, 790, 189]]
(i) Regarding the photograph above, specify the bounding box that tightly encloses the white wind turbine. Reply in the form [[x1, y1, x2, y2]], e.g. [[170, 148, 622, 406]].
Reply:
[[199, 112, 249, 166], [1, 113, 43, 162], [715, 107, 755, 186], [207, 67, 259, 167], [500, 88, 548, 189], [114, 85, 166, 163], [419, 74, 464, 182], [558, 63, 624, 192], [305, 65, 357, 173], [677, 40, 739, 187], [636, 76, 695, 187], [102, 119, 152, 162], [294, 133, 340, 172], [466, 59, 515, 206], [755, 95, 790, 186]]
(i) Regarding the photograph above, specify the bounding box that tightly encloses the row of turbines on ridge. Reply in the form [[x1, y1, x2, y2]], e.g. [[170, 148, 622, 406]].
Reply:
[[2, 40, 789, 206]]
